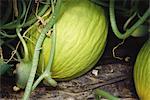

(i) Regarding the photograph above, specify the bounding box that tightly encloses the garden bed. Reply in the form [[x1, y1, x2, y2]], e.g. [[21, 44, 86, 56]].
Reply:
[[0, 35, 146, 100], [0, 0, 148, 99]]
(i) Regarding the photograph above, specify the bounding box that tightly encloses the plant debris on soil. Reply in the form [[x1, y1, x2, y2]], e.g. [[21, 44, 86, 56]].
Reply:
[[0, 63, 138, 100]]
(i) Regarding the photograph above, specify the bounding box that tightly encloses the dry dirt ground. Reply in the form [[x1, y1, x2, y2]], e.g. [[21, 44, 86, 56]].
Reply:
[[0, 63, 138, 100]]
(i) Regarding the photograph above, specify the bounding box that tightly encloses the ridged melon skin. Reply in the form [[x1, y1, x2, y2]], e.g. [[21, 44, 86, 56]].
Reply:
[[134, 39, 150, 100], [27, 0, 108, 80]]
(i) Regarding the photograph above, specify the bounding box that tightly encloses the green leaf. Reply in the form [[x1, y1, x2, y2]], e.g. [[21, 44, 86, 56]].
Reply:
[[0, 60, 11, 76]]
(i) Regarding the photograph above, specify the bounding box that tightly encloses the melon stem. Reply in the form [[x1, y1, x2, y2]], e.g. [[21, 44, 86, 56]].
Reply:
[[32, 25, 57, 89], [16, 28, 29, 62], [0, 0, 50, 29], [109, 0, 150, 39], [32, 3, 57, 89], [23, 0, 61, 99]]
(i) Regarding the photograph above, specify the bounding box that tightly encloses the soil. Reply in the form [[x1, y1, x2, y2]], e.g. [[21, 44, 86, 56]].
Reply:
[[0, 63, 137, 100], [0, 34, 147, 100]]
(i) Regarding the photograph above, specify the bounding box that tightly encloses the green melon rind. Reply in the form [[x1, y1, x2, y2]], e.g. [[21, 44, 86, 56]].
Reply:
[[134, 39, 150, 100], [26, 0, 108, 80]]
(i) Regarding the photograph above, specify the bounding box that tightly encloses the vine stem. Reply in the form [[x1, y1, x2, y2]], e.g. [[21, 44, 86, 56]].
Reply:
[[32, 26, 57, 89], [0, 0, 49, 29], [0, 0, 26, 29], [32, 0, 57, 89], [123, 12, 137, 31], [16, 28, 29, 62], [0, 0, 12, 25], [109, 0, 150, 39], [23, 0, 61, 99], [23, 0, 50, 27], [0, 30, 17, 38], [95, 89, 119, 100], [20, 0, 32, 27]]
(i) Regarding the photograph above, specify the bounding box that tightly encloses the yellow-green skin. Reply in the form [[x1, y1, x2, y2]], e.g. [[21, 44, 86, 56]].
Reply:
[[27, 0, 108, 80], [134, 39, 150, 100]]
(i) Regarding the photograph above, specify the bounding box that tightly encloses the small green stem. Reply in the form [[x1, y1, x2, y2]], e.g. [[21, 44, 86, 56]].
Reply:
[[91, 0, 127, 12], [32, 27, 57, 89], [0, 0, 12, 25], [16, 28, 29, 62], [32, 73, 46, 90], [45, 0, 55, 71], [20, 0, 32, 27], [95, 89, 119, 100], [23, 32, 45, 100], [45, 26, 56, 71], [23, 0, 61, 99], [0, 20, 18, 29], [45, 77, 57, 86], [32, 71, 57, 90], [32, 0, 57, 90], [109, 0, 150, 39], [0, 0, 49, 29], [0, 0, 26, 29], [23, 0, 50, 27], [18, 0, 27, 20], [0, 30, 17, 38], [123, 12, 137, 31], [32, 19, 57, 90]]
